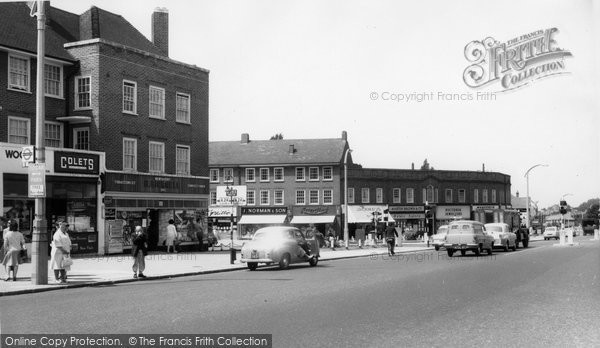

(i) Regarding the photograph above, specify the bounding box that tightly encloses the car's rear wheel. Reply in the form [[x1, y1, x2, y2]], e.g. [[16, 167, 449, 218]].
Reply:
[[279, 253, 291, 269], [309, 256, 318, 267], [247, 262, 258, 271], [447, 249, 454, 257], [460, 250, 466, 256]]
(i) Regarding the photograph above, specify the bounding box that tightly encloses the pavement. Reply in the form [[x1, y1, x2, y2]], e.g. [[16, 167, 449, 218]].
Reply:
[[0, 240, 435, 296]]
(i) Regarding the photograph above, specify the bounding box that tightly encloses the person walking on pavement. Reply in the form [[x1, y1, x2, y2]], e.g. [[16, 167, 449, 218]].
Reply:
[[50, 221, 72, 283], [2, 220, 25, 281], [385, 222, 399, 256], [131, 225, 148, 279], [166, 219, 178, 253]]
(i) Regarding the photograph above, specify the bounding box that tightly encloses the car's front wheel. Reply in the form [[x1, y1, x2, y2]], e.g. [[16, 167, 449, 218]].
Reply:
[[309, 256, 318, 267], [487, 243, 493, 255], [447, 249, 454, 257], [475, 246, 481, 256], [435, 245, 440, 251], [279, 253, 291, 270], [247, 262, 258, 271]]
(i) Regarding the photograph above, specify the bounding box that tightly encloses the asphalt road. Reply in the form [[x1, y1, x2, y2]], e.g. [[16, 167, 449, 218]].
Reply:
[[1, 238, 599, 348]]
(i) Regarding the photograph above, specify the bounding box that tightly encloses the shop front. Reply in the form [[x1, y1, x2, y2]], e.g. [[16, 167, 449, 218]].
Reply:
[[345, 205, 393, 242], [103, 172, 208, 253], [388, 205, 425, 234], [237, 207, 288, 241], [1, 143, 104, 255], [290, 205, 339, 235], [207, 206, 238, 246]]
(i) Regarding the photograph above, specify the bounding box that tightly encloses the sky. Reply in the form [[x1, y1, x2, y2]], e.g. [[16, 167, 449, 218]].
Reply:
[[48, 0, 600, 209]]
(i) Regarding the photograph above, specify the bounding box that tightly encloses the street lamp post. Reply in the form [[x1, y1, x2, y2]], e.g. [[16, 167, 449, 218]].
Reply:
[[343, 148, 352, 249], [524, 164, 548, 231], [225, 177, 237, 264]]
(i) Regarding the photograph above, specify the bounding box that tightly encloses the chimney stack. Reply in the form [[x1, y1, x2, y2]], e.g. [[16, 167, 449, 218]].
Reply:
[[411, 163, 415, 170], [241, 133, 250, 144], [341, 130, 347, 141], [152, 8, 169, 57], [482, 163, 485, 172]]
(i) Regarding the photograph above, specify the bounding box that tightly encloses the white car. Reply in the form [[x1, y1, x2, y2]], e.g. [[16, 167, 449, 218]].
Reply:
[[432, 225, 448, 251], [484, 223, 517, 252], [543, 226, 559, 240]]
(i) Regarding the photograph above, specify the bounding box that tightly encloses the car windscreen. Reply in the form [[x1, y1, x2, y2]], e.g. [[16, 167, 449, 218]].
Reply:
[[448, 224, 473, 234], [252, 230, 291, 240]]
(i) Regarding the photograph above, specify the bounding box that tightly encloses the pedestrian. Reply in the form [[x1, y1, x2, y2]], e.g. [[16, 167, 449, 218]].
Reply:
[[0, 217, 8, 261], [2, 220, 25, 281], [49, 221, 72, 283], [165, 219, 178, 253], [385, 222, 399, 256], [195, 218, 204, 251], [131, 225, 148, 279], [327, 227, 336, 251]]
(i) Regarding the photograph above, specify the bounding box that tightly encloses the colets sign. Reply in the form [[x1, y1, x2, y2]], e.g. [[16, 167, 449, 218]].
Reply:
[[54, 151, 99, 175]]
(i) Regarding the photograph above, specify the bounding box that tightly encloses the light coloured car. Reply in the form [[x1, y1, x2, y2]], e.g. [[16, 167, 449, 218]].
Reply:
[[443, 220, 494, 257], [240, 226, 320, 270], [543, 226, 560, 240], [485, 223, 517, 252], [432, 225, 448, 251]]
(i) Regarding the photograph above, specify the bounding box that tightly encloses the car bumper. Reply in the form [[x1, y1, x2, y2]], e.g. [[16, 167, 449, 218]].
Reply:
[[444, 243, 478, 250], [240, 257, 275, 264]]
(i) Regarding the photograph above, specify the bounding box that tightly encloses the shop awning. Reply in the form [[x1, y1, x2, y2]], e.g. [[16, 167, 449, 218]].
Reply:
[[346, 205, 394, 224], [237, 215, 287, 225], [290, 215, 336, 224]]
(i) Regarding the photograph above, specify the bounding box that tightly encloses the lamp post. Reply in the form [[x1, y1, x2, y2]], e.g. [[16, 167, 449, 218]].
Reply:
[[225, 176, 237, 264], [343, 148, 352, 249], [524, 164, 548, 230]]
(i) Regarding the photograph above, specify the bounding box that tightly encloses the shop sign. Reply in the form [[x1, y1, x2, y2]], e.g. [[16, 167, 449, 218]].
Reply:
[[391, 213, 425, 220], [216, 185, 247, 206], [436, 206, 470, 219], [292, 206, 337, 216], [208, 207, 236, 217], [105, 172, 207, 194], [28, 163, 46, 197], [472, 205, 499, 211], [388, 205, 424, 212], [242, 207, 287, 215], [21, 145, 35, 166], [54, 151, 99, 175]]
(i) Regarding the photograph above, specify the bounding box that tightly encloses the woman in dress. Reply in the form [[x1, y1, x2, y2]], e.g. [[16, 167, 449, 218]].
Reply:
[[50, 221, 72, 283], [2, 220, 25, 281]]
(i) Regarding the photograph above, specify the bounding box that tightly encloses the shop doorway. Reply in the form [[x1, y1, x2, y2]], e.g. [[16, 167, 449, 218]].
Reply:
[[147, 209, 159, 250]]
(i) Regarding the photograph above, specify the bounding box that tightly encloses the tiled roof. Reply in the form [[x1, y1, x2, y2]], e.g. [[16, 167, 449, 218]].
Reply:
[[80, 7, 163, 56], [0, 3, 163, 61], [511, 195, 529, 209], [210, 138, 349, 166], [0, 2, 78, 61]]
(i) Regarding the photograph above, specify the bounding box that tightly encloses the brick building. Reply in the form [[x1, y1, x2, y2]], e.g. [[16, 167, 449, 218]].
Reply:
[[0, 3, 209, 254], [346, 165, 512, 237], [208, 132, 352, 244]]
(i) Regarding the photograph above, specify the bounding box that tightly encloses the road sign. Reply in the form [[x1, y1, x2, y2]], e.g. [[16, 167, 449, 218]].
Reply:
[[28, 162, 46, 197], [22, 145, 35, 167]]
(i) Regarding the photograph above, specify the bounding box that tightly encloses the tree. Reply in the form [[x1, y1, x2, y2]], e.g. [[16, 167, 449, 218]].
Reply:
[[270, 133, 283, 140], [585, 203, 599, 220]]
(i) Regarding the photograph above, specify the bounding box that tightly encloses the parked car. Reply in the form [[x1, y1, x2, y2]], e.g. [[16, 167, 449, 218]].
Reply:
[[240, 226, 320, 270], [543, 226, 560, 240], [432, 225, 448, 251], [443, 220, 494, 257], [485, 223, 517, 252]]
